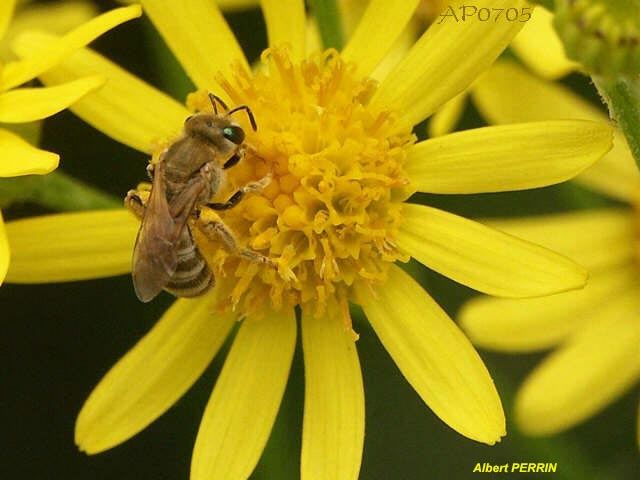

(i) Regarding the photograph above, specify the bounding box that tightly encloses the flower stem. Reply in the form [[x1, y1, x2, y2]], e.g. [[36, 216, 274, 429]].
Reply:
[[0, 171, 120, 211], [594, 75, 640, 170], [308, 0, 344, 50]]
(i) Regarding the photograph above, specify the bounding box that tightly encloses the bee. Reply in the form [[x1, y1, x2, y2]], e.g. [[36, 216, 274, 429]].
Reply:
[[125, 93, 272, 302]]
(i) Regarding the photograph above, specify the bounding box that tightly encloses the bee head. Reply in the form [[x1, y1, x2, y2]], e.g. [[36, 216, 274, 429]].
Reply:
[[184, 113, 245, 150]]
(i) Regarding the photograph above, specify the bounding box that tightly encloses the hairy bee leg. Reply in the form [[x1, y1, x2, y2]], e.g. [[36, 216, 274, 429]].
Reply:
[[125, 189, 147, 219], [224, 142, 268, 171], [208, 174, 272, 211], [197, 217, 274, 266], [223, 150, 242, 170]]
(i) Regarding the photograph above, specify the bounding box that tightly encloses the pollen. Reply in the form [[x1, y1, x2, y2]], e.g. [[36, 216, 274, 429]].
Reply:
[[188, 46, 415, 316]]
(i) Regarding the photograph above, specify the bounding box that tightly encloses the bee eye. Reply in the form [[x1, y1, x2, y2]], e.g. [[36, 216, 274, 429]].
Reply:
[[222, 126, 245, 145]]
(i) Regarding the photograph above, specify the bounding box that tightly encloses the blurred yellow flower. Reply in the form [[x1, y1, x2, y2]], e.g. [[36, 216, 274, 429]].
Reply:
[[5, 1, 615, 478], [459, 61, 640, 446], [0, 2, 141, 283], [0, 0, 98, 59], [428, 4, 580, 138], [118, 0, 262, 12]]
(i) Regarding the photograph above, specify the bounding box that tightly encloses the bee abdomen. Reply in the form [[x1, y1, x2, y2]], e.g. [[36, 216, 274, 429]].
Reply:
[[165, 230, 214, 298]]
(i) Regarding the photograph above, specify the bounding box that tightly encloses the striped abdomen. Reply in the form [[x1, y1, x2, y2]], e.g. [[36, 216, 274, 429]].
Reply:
[[165, 227, 214, 298]]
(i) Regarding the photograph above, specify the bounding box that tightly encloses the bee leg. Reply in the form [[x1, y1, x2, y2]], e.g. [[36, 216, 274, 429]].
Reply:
[[223, 152, 242, 170], [208, 174, 272, 211], [146, 162, 155, 180], [146, 147, 168, 179], [224, 143, 267, 170], [124, 189, 147, 219], [197, 217, 273, 266]]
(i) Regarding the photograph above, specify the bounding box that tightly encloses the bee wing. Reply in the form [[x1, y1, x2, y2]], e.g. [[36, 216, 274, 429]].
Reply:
[[132, 161, 183, 302]]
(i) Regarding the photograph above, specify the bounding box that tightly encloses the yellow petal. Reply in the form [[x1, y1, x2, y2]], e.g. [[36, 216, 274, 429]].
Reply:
[[578, 130, 640, 202], [114, 0, 256, 11], [472, 61, 640, 202], [3, 5, 141, 90], [338, 0, 367, 34], [301, 306, 364, 480], [0, 0, 16, 40], [13, 32, 188, 153], [459, 264, 639, 352], [0, 0, 98, 60], [356, 265, 505, 444], [482, 209, 636, 271], [191, 309, 296, 480], [427, 90, 468, 138], [407, 120, 613, 194], [510, 7, 577, 79], [0, 75, 104, 122], [0, 213, 9, 285], [341, 0, 420, 78], [0, 127, 58, 177], [261, 0, 305, 61], [305, 17, 322, 56], [515, 288, 640, 435], [76, 295, 236, 454], [397, 203, 587, 298], [473, 61, 602, 122], [140, 0, 248, 92], [5, 209, 137, 283], [372, 0, 527, 127], [370, 18, 418, 82]]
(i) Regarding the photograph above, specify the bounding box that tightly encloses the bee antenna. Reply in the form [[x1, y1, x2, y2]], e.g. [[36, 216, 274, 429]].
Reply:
[[208, 93, 229, 115], [227, 105, 258, 131]]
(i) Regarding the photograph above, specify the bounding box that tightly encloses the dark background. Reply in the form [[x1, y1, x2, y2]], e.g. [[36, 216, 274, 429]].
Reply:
[[1, 1, 638, 478]]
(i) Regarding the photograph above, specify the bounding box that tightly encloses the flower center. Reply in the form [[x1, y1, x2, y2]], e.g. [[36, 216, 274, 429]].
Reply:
[[185, 47, 415, 316]]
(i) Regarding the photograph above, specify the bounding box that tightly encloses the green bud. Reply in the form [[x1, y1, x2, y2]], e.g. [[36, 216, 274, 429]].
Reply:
[[554, 0, 640, 77]]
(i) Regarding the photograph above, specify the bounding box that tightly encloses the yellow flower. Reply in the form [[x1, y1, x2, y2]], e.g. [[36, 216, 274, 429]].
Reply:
[[0, 2, 142, 284], [5, 1, 615, 478], [458, 61, 640, 446]]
